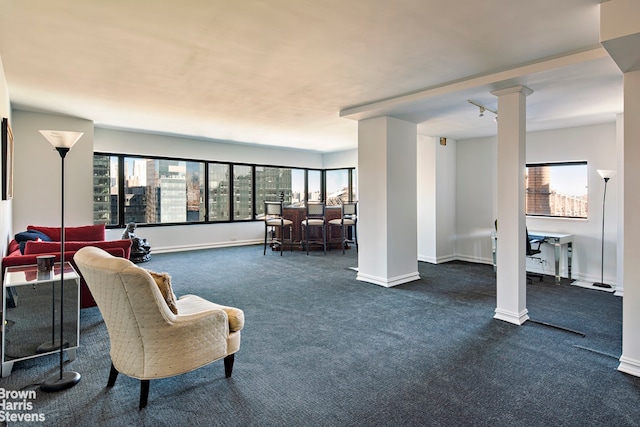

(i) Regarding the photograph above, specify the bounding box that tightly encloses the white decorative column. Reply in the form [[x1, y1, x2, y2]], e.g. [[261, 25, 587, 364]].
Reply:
[[356, 116, 420, 287], [600, 0, 640, 376], [491, 85, 533, 325]]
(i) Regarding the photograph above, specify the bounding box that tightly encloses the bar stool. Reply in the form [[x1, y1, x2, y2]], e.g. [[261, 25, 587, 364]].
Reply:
[[263, 201, 293, 255], [329, 201, 357, 254], [301, 202, 326, 255]]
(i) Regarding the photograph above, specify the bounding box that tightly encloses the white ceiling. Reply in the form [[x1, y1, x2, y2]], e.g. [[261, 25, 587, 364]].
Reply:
[[0, 0, 622, 153]]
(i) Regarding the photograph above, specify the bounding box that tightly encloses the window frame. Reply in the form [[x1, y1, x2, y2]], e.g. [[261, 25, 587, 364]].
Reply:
[[525, 160, 588, 219], [93, 152, 356, 229]]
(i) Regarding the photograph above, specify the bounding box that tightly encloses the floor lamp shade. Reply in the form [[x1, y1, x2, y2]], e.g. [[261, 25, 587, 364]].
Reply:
[[593, 169, 615, 289], [39, 130, 83, 151], [39, 129, 82, 392], [597, 169, 616, 181]]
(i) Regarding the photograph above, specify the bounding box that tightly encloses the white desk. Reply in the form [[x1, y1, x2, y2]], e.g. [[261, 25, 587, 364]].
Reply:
[[528, 231, 573, 283], [491, 230, 573, 284]]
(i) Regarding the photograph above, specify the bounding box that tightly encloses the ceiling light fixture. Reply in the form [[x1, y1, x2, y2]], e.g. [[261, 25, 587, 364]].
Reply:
[[468, 99, 497, 121]]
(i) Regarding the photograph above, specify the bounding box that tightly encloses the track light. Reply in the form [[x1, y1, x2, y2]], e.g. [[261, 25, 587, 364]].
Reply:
[[468, 99, 497, 120]]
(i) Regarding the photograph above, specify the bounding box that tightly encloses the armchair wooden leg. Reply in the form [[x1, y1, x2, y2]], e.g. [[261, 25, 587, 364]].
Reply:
[[139, 380, 150, 409], [107, 363, 119, 387], [224, 354, 235, 378]]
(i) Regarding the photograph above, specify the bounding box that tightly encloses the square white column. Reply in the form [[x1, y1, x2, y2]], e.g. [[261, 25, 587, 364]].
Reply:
[[356, 116, 420, 287], [492, 86, 532, 325]]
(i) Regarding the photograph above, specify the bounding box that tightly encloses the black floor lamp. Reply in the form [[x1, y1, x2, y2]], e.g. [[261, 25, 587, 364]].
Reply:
[[39, 130, 83, 392], [593, 169, 616, 289]]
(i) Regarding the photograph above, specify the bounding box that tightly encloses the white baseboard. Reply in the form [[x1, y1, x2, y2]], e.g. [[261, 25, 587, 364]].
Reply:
[[152, 239, 262, 254], [619, 355, 640, 378], [356, 271, 421, 287]]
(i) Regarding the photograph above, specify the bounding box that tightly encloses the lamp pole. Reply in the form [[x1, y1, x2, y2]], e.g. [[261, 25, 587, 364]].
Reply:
[[39, 130, 83, 392], [594, 169, 615, 289]]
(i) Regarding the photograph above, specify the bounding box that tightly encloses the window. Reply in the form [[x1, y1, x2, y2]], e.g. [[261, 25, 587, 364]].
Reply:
[[307, 170, 322, 202], [208, 163, 230, 221], [94, 153, 356, 228], [526, 161, 588, 219], [93, 154, 118, 225], [233, 165, 253, 220], [134, 158, 205, 224], [326, 169, 355, 205], [291, 169, 305, 206]]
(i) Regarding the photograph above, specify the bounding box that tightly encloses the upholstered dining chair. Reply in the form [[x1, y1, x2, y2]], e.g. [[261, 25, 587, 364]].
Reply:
[[263, 201, 293, 255], [328, 200, 358, 254], [74, 246, 244, 409], [301, 202, 326, 255]]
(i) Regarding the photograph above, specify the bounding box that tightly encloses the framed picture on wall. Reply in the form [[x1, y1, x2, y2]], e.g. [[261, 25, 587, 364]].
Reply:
[[2, 117, 14, 200]]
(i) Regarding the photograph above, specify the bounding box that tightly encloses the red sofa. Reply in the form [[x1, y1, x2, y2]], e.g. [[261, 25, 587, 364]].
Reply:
[[2, 224, 132, 308]]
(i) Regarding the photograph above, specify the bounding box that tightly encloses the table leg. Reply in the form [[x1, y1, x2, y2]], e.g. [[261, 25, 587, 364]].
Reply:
[[491, 234, 497, 272], [2, 361, 14, 377], [553, 239, 561, 283], [567, 242, 572, 282]]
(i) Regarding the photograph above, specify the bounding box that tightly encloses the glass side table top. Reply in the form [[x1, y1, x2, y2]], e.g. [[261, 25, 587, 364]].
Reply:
[[4, 262, 78, 287]]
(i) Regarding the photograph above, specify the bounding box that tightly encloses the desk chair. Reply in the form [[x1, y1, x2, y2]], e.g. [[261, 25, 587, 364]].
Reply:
[[263, 201, 293, 255], [526, 228, 544, 283], [329, 201, 358, 254], [301, 202, 326, 255]]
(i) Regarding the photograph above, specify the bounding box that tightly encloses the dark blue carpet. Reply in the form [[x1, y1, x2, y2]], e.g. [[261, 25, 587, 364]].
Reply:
[[0, 245, 637, 426]]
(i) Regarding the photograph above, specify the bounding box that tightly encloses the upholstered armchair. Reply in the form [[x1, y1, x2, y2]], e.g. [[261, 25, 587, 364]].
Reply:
[[74, 246, 244, 409]]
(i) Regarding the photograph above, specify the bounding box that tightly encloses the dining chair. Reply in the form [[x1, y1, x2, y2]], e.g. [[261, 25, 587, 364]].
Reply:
[[328, 201, 358, 254], [263, 201, 293, 255], [301, 202, 326, 255]]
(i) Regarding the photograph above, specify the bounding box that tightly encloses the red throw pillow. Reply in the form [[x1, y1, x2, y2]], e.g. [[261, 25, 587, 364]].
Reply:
[[26, 224, 106, 242]]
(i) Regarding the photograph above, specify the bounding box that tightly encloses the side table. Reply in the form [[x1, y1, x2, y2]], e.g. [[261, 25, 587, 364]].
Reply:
[[2, 262, 80, 377]]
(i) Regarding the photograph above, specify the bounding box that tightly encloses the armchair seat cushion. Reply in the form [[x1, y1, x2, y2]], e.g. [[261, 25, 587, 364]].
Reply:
[[177, 295, 245, 332], [303, 219, 325, 226]]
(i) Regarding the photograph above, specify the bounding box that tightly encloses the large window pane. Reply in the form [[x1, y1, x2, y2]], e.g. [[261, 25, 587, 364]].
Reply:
[[325, 169, 349, 205], [234, 165, 253, 220], [526, 162, 588, 218], [122, 158, 205, 224], [308, 170, 321, 202], [186, 162, 205, 222], [291, 169, 305, 207], [122, 157, 149, 224], [208, 163, 230, 221], [255, 167, 292, 214], [93, 154, 117, 225]]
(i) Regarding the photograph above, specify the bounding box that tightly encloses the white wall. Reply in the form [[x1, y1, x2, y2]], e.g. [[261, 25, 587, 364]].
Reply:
[[12, 111, 94, 233], [417, 135, 436, 261], [95, 128, 325, 169], [94, 127, 334, 250], [455, 135, 498, 264], [455, 122, 618, 284], [0, 56, 11, 257], [323, 148, 357, 169], [417, 136, 457, 263]]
